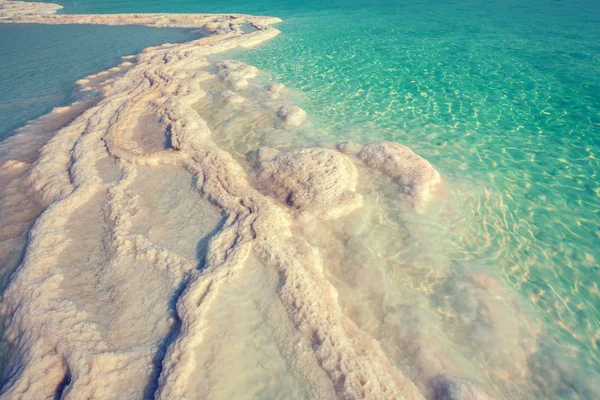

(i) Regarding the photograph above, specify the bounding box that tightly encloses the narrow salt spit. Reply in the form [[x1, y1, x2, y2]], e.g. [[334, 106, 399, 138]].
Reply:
[[0, 1, 559, 399]]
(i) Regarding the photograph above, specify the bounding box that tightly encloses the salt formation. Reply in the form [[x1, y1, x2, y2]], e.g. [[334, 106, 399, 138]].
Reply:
[[0, 1, 533, 400], [431, 376, 492, 400], [277, 104, 308, 127], [215, 60, 260, 89], [254, 147, 362, 219], [338, 141, 441, 211], [220, 90, 246, 105], [267, 82, 286, 93]]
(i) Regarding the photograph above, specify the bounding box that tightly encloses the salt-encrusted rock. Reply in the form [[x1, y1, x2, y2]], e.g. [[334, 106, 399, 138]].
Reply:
[[277, 104, 307, 127], [255, 146, 280, 163], [214, 60, 259, 89], [255, 147, 362, 219], [219, 90, 245, 105], [266, 82, 285, 99], [336, 141, 363, 155], [203, 18, 235, 34], [339, 141, 440, 210], [431, 376, 492, 400], [267, 82, 285, 93], [252, 23, 268, 31]]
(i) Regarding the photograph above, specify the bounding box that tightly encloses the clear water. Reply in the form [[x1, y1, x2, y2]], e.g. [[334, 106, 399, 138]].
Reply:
[[0, 23, 200, 139], [4, 0, 600, 398]]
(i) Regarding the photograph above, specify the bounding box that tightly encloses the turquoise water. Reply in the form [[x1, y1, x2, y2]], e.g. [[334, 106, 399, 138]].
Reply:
[[236, 5, 600, 395], [5, 0, 600, 398], [0, 24, 200, 139]]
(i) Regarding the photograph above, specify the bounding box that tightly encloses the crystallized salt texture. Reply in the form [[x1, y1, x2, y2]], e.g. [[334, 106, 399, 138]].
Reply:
[[339, 141, 441, 211], [255, 147, 362, 219]]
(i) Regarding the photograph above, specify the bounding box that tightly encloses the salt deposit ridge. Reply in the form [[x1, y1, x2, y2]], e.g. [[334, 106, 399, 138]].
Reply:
[[0, 1, 547, 399]]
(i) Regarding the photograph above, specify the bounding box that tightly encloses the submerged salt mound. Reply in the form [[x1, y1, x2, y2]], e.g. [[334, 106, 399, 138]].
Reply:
[[277, 104, 307, 127], [219, 90, 245, 105], [267, 82, 285, 93], [215, 60, 259, 89], [339, 141, 441, 211], [431, 376, 492, 400], [267, 82, 285, 99], [255, 146, 363, 219]]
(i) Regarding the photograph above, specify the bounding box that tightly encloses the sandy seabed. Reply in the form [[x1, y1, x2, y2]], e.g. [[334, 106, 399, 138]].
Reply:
[[0, 2, 547, 399]]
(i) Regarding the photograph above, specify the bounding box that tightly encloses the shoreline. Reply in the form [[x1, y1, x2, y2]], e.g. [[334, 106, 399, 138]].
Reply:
[[0, 2, 525, 399]]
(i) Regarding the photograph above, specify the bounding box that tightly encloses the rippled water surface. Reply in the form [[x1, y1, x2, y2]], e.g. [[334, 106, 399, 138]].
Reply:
[[6, 0, 600, 398]]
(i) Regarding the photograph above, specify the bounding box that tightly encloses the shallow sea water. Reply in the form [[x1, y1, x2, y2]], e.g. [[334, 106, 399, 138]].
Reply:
[[231, 4, 600, 398], [2, 0, 600, 399]]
